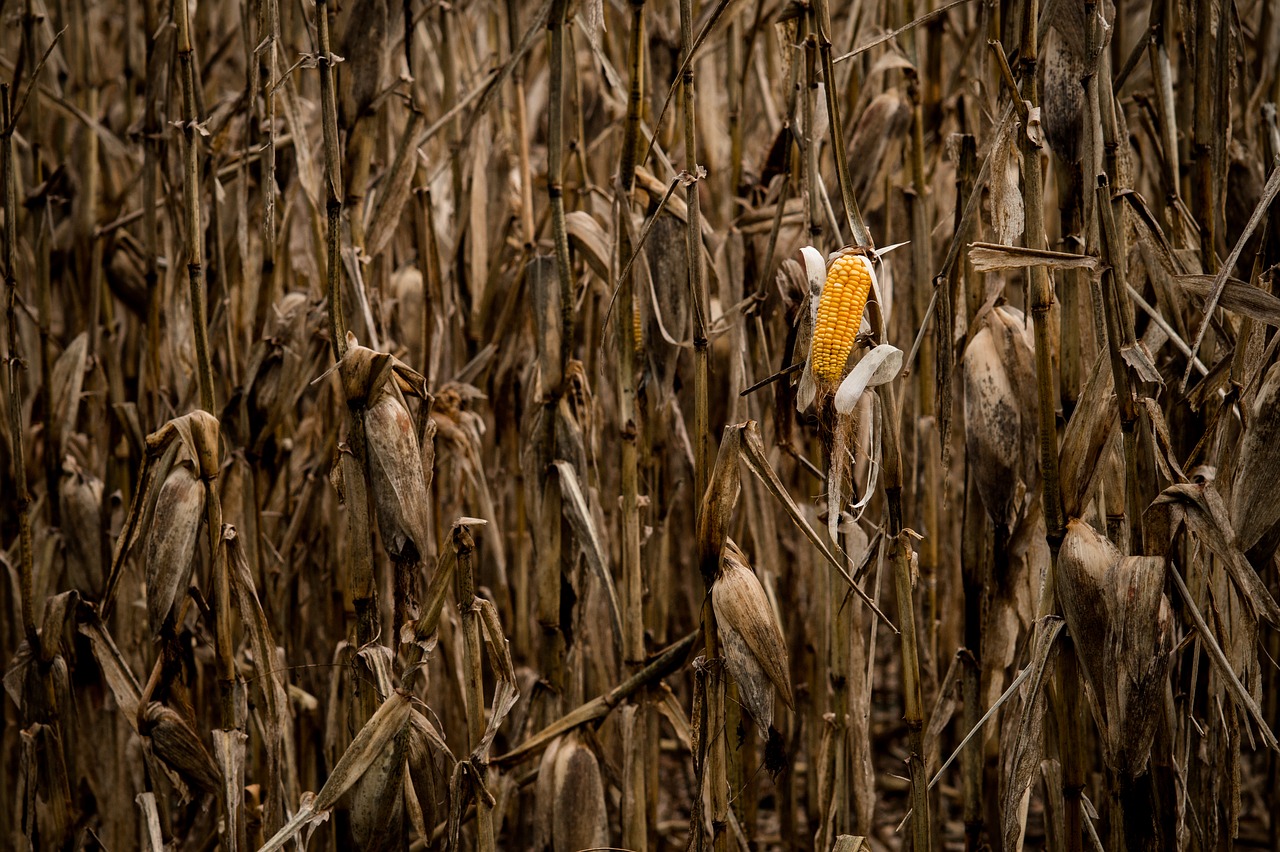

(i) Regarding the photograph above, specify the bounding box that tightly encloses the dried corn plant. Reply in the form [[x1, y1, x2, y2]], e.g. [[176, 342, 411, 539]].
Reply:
[[3, 0, 1280, 850]]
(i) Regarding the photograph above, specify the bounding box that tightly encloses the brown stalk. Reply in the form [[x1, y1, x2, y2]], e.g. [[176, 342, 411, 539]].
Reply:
[[615, 3, 650, 847], [2, 85, 37, 647], [452, 522, 496, 851], [174, 0, 216, 413]]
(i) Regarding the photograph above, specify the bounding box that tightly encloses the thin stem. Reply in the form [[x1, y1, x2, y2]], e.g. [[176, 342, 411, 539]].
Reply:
[[2, 87, 37, 646], [317, 0, 345, 361], [882, 380, 931, 852], [175, 0, 216, 412]]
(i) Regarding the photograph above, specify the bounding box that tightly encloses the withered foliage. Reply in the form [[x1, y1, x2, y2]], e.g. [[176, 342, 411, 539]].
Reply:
[[2, 1, 1280, 851]]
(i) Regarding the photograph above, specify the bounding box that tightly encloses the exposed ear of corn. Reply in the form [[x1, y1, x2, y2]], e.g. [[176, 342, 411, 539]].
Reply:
[[810, 252, 875, 384]]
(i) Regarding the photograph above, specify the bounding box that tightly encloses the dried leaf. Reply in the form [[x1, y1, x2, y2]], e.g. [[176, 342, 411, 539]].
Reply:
[[553, 460, 625, 654]]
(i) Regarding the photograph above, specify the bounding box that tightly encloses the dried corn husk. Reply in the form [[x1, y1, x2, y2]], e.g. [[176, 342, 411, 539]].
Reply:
[[712, 539, 793, 730], [141, 702, 222, 796], [334, 334, 432, 562], [1103, 556, 1172, 779], [348, 728, 407, 852], [339, 0, 388, 126], [144, 461, 205, 635], [963, 306, 1038, 529], [1057, 518, 1119, 709], [535, 732, 608, 852], [61, 458, 104, 597]]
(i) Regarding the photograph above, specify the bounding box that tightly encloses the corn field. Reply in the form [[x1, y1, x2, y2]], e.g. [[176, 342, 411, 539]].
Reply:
[[2, 0, 1280, 849]]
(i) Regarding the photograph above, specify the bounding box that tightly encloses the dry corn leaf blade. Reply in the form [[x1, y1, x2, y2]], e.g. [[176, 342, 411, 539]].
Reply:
[[1058, 351, 1118, 518], [1000, 616, 1064, 852], [224, 527, 295, 835], [533, 736, 564, 850], [136, 792, 164, 852], [967, 241, 1100, 273], [365, 111, 424, 255], [565, 210, 612, 283], [475, 598, 520, 757], [697, 425, 743, 580], [1230, 360, 1280, 560], [1146, 483, 1280, 627], [49, 332, 88, 458], [1175, 274, 1280, 328], [77, 615, 143, 728], [212, 729, 247, 852], [737, 421, 896, 631], [553, 460, 625, 654], [1166, 556, 1279, 751], [260, 692, 413, 852], [1182, 160, 1280, 387]]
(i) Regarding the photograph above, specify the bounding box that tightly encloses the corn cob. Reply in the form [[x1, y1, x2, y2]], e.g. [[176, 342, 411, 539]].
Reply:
[[810, 252, 875, 383]]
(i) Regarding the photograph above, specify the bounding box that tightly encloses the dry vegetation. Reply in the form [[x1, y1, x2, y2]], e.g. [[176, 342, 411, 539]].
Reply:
[[3, 0, 1280, 849]]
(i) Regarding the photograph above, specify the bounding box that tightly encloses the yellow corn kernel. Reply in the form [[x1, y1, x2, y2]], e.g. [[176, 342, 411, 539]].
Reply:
[[809, 253, 873, 383], [632, 298, 644, 358]]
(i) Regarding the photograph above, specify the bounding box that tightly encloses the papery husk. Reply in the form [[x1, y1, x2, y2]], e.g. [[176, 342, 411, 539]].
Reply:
[[1103, 556, 1172, 780], [333, 334, 432, 562], [348, 727, 407, 852], [642, 210, 690, 400], [1057, 519, 1120, 712], [60, 458, 104, 597], [712, 539, 794, 731], [551, 733, 608, 852], [533, 735, 564, 851], [144, 462, 205, 635], [405, 709, 453, 837], [339, 0, 388, 126], [962, 306, 1038, 529], [141, 702, 222, 796], [366, 389, 432, 562]]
